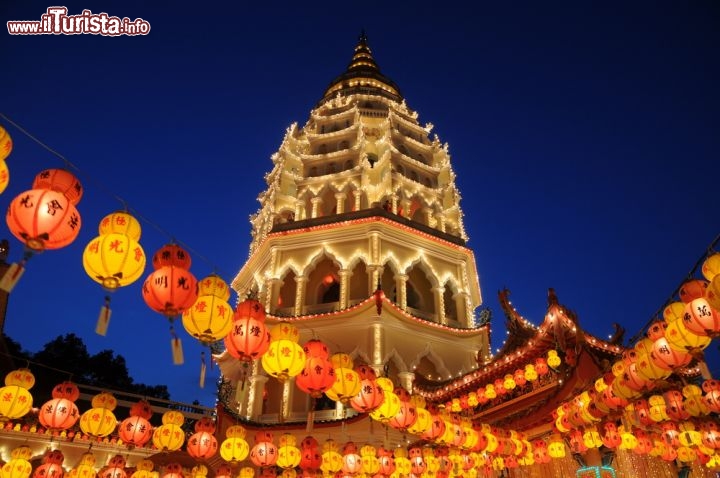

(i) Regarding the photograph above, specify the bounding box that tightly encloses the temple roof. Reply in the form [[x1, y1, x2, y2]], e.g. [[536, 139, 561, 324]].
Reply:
[[319, 31, 403, 104]]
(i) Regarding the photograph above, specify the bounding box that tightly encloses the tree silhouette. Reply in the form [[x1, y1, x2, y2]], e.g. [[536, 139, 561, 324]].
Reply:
[[1, 333, 170, 401]]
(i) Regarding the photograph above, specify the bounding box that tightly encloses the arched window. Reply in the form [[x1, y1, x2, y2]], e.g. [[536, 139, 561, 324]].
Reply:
[[339, 140, 350, 150]]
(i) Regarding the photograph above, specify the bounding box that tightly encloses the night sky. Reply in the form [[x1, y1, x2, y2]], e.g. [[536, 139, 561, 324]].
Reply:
[[1, 1, 718, 407]]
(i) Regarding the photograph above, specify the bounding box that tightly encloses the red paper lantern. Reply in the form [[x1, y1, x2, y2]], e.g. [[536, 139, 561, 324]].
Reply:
[[303, 339, 330, 359], [51, 381, 80, 401], [296, 355, 335, 398], [187, 431, 218, 459], [225, 300, 271, 361], [349, 379, 384, 413], [152, 243, 192, 270], [118, 415, 153, 447], [142, 265, 198, 317], [129, 399, 153, 420], [650, 337, 691, 370], [6, 189, 81, 251], [679, 279, 708, 303], [682, 297, 720, 336], [38, 398, 79, 431], [32, 169, 83, 205], [250, 442, 278, 467]]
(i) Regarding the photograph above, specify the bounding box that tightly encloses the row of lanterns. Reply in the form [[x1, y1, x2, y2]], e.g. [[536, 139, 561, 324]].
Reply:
[[549, 252, 720, 468], [1, 163, 235, 373]]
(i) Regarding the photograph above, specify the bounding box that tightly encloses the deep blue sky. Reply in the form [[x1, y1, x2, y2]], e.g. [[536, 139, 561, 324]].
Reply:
[[1, 1, 718, 407]]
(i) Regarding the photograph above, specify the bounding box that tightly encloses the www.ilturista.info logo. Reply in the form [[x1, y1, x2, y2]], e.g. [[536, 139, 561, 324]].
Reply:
[[7, 7, 150, 36]]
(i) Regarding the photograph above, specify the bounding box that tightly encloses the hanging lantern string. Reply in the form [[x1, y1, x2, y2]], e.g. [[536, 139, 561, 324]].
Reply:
[[628, 232, 720, 346], [0, 112, 233, 281]]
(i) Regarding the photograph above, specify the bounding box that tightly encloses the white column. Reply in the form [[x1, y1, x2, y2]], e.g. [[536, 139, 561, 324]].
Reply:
[[397, 274, 408, 310], [335, 192, 347, 214], [370, 322, 384, 378], [433, 287, 446, 324], [294, 276, 307, 315], [339, 269, 350, 309], [247, 371, 268, 420], [397, 371, 415, 393], [400, 199, 412, 218], [311, 198, 322, 218], [353, 190, 362, 211]]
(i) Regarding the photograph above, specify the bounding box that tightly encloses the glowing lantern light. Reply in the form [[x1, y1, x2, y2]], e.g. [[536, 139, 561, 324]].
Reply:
[[682, 297, 720, 336], [547, 350, 561, 369], [388, 389, 417, 431], [6, 188, 81, 252], [702, 253, 720, 281], [38, 388, 79, 431], [377, 447, 395, 476], [262, 323, 306, 382], [33, 450, 64, 478], [220, 425, 250, 464], [277, 434, 301, 470], [679, 279, 708, 303], [182, 276, 234, 344], [407, 405, 431, 435], [152, 410, 185, 451], [0, 368, 34, 421], [320, 439, 342, 474], [143, 244, 198, 365], [420, 404, 446, 441], [708, 275, 720, 311], [83, 212, 146, 335], [0, 160, 8, 196], [325, 353, 361, 403], [296, 340, 335, 398], [299, 436, 321, 472], [100, 456, 126, 478], [74, 453, 98, 478], [665, 318, 711, 352], [1, 447, 32, 478], [225, 298, 271, 361], [160, 463, 182, 478], [187, 417, 218, 460], [79, 392, 117, 438], [32, 168, 83, 205], [250, 432, 278, 468], [663, 301, 685, 323], [650, 336, 691, 370], [0, 126, 12, 161]]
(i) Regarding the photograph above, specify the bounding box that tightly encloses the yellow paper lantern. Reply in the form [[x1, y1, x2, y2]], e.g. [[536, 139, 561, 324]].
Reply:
[[182, 291, 233, 344], [0, 369, 34, 420], [79, 392, 117, 437], [220, 437, 249, 463], [98, 211, 142, 240], [665, 318, 711, 352], [702, 253, 720, 281], [276, 434, 301, 469], [152, 410, 186, 451], [369, 390, 400, 422], [261, 339, 306, 382], [0, 159, 9, 195], [0, 126, 12, 162], [0, 446, 32, 478], [83, 233, 146, 291]]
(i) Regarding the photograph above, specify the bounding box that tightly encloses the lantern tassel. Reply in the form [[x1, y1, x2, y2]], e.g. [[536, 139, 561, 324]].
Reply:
[[170, 324, 184, 365], [0, 259, 27, 293], [306, 398, 316, 434], [95, 296, 111, 336], [199, 351, 206, 388]]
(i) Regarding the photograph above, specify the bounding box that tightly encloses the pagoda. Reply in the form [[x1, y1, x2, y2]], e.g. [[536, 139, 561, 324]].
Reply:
[[216, 31, 487, 437]]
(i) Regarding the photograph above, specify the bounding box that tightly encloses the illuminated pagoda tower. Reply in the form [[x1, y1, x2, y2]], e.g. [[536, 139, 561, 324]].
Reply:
[[214, 34, 712, 478], [216, 32, 488, 431]]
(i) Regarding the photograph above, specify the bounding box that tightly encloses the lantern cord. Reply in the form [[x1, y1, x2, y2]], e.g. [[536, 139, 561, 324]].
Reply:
[[628, 232, 720, 346], [0, 112, 234, 281], [199, 351, 206, 388]]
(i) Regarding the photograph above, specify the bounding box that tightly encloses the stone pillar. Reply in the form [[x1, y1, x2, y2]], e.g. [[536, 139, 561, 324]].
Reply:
[[369, 265, 381, 292], [281, 379, 294, 421], [294, 276, 307, 315], [311, 198, 322, 218], [455, 291, 471, 327], [433, 287, 446, 324], [339, 269, 350, 309], [369, 322, 384, 377], [335, 192, 347, 214], [397, 274, 408, 310], [436, 213, 446, 233], [423, 207, 434, 226], [397, 371, 415, 393], [266, 277, 283, 313], [400, 199, 412, 218], [246, 371, 268, 420], [295, 200, 305, 220], [353, 190, 362, 211], [391, 195, 399, 215]]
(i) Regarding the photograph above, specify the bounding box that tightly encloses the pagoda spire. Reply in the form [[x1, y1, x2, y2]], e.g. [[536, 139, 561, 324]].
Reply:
[[319, 31, 402, 104]]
